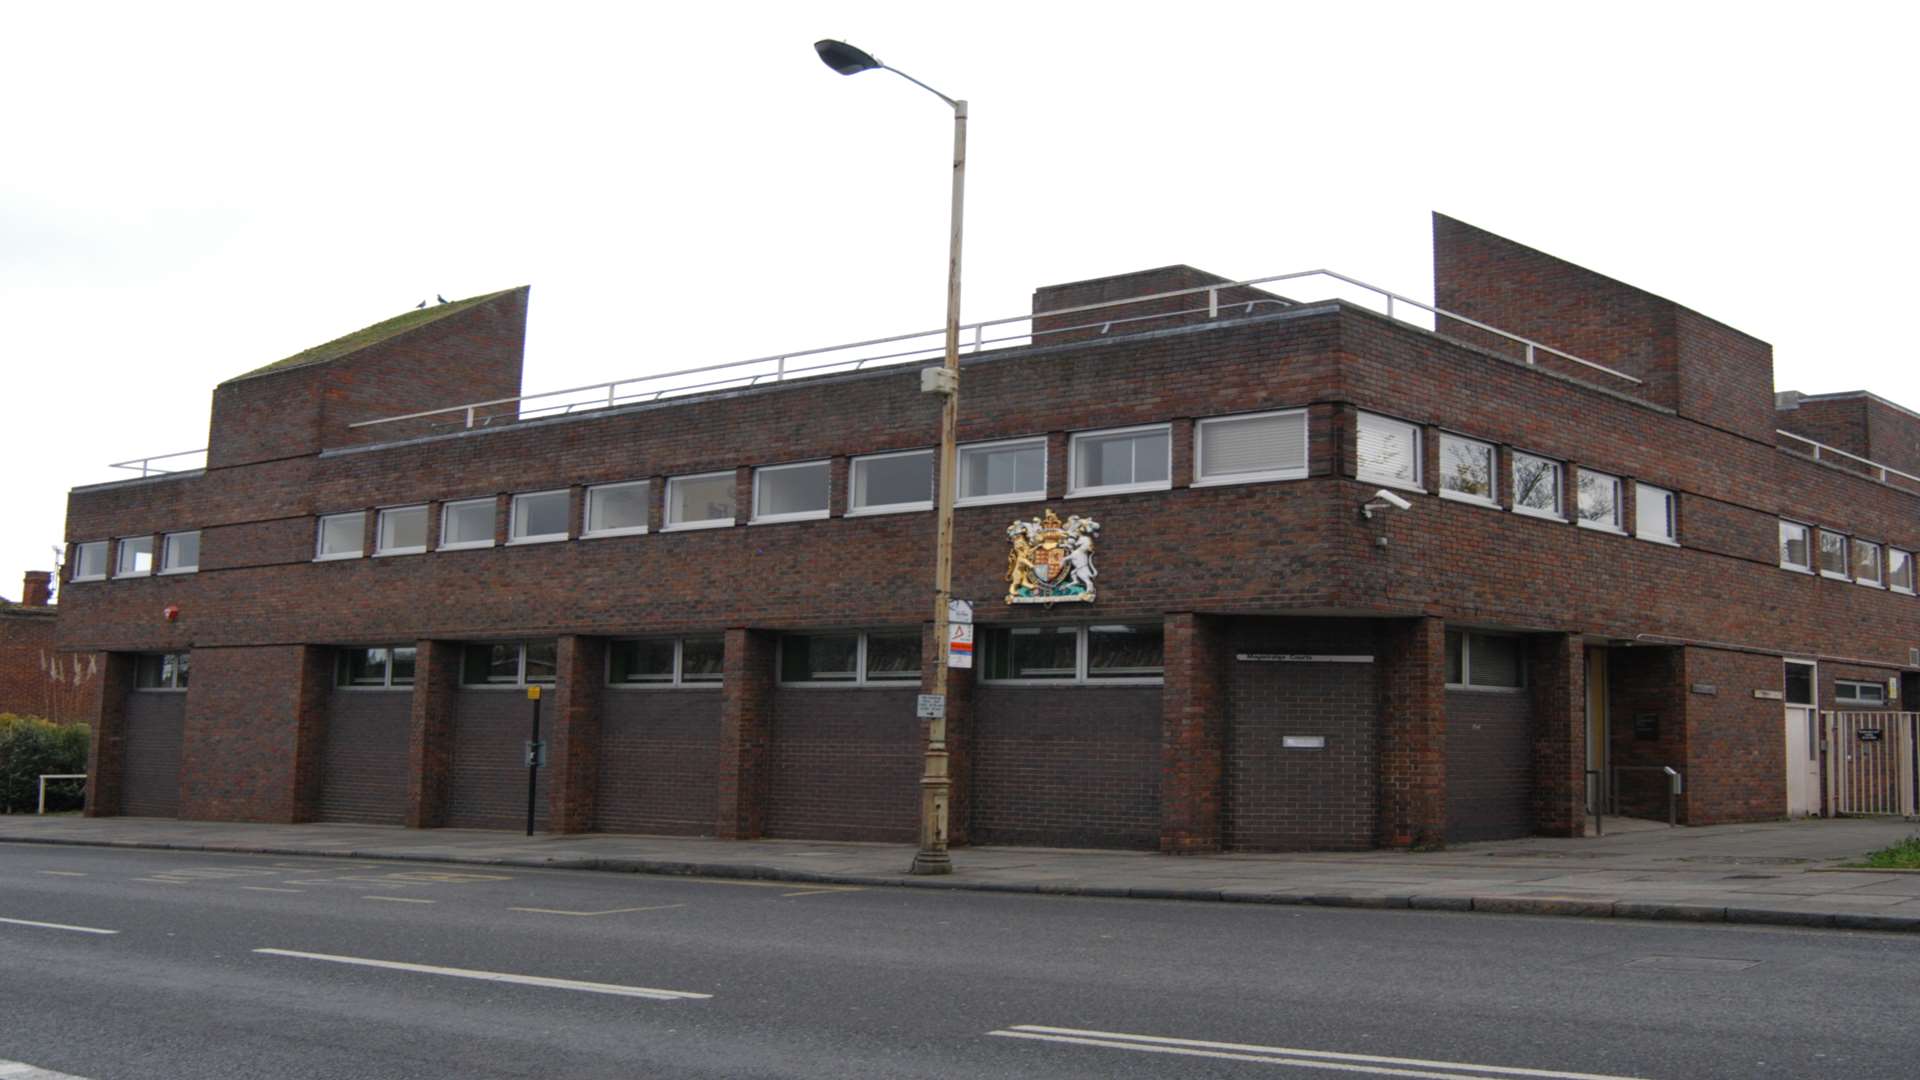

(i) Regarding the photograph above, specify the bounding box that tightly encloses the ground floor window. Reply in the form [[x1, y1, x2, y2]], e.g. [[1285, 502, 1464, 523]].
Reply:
[[1445, 630, 1524, 689], [135, 652, 190, 690], [338, 646, 417, 688], [609, 637, 724, 686], [462, 641, 558, 686], [981, 623, 1164, 684], [779, 631, 921, 685], [1836, 679, 1888, 707]]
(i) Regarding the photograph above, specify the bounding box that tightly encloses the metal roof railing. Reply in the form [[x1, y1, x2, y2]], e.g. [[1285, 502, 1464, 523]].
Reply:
[[108, 448, 208, 477], [1775, 429, 1920, 491]]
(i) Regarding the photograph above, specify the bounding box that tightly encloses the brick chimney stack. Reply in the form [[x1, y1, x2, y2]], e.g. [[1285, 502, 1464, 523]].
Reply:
[[22, 571, 52, 607]]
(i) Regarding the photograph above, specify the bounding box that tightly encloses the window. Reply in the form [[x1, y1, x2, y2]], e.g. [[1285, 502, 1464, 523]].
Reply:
[[957, 438, 1046, 505], [135, 652, 190, 690], [1890, 549, 1914, 594], [981, 623, 1164, 684], [1818, 530, 1849, 579], [510, 490, 570, 544], [666, 472, 737, 529], [1575, 469, 1624, 533], [1193, 411, 1308, 486], [71, 541, 108, 582], [583, 481, 650, 538], [851, 450, 935, 513], [460, 641, 558, 687], [1069, 426, 1170, 496], [337, 646, 416, 688], [1780, 521, 1812, 572], [1836, 680, 1888, 707], [609, 637, 724, 686], [1437, 434, 1496, 506], [753, 461, 830, 523], [1634, 484, 1676, 545], [160, 531, 201, 573], [440, 498, 497, 550], [1853, 539, 1884, 587], [316, 512, 365, 560], [1355, 413, 1422, 491], [778, 631, 922, 685], [1511, 453, 1562, 520], [1445, 630, 1524, 689], [115, 536, 154, 577], [1784, 661, 1815, 706], [375, 506, 427, 556]]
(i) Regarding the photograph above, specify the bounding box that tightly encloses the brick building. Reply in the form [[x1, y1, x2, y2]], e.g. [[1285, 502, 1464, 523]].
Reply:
[[1, 571, 96, 724], [56, 215, 1920, 849]]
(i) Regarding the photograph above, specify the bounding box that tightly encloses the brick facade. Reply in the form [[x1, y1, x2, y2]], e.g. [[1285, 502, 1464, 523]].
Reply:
[[1, 572, 96, 723]]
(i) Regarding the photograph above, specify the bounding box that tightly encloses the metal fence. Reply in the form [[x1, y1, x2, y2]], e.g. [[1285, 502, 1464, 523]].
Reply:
[[1822, 711, 1917, 817]]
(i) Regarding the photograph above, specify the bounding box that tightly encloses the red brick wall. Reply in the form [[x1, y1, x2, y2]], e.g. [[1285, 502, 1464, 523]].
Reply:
[[318, 688, 411, 825], [1033, 265, 1288, 346], [765, 687, 920, 843], [0, 612, 97, 723], [177, 645, 328, 823], [1445, 689, 1534, 842], [596, 689, 721, 836], [970, 685, 1162, 850], [1607, 646, 1689, 819], [446, 689, 548, 831], [1378, 618, 1445, 847], [1682, 647, 1784, 825]]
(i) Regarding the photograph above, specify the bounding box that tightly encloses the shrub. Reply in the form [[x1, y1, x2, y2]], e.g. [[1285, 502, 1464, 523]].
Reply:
[[0, 714, 91, 813]]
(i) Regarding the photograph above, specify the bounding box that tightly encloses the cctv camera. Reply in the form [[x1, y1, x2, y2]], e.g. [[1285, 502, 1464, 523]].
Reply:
[[1373, 489, 1411, 511]]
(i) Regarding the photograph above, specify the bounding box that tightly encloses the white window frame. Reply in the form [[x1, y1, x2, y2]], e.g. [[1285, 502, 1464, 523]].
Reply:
[[1634, 483, 1677, 546], [1445, 630, 1527, 692], [848, 449, 936, 515], [955, 437, 1048, 507], [1852, 538, 1884, 588], [1354, 412, 1424, 494], [1779, 520, 1813, 573], [335, 646, 417, 690], [606, 637, 726, 688], [1836, 679, 1889, 707], [1818, 530, 1851, 580], [438, 498, 498, 551], [114, 535, 154, 578], [1436, 433, 1497, 508], [374, 505, 428, 557], [1511, 452, 1564, 522], [1192, 410, 1309, 488], [508, 489, 571, 545], [1889, 548, 1915, 595], [582, 480, 651, 539], [751, 460, 831, 525], [979, 624, 1166, 687], [159, 530, 201, 574], [316, 512, 366, 562], [1067, 424, 1172, 498], [664, 471, 739, 531], [459, 640, 558, 688], [71, 540, 109, 582], [1575, 469, 1626, 535], [776, 630, 924, 687]]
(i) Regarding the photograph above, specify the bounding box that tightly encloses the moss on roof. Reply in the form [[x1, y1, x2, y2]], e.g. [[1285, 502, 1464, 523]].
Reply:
[[228, 288, 520, 382]]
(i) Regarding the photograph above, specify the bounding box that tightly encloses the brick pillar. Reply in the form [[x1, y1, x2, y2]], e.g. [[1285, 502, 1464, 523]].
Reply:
[[406, 639, 459, 829], [919, 620, 973, 846], [1169, 419, 1195, 489], [1531, 633, 1586, 836], [288, 645, 332, 823], [1378, 616, 1446, 848], [83, 653, 135, 817], [716, 628, 775, 839], [1161, 612, 1225, 853], [546, 635, 604, 833]]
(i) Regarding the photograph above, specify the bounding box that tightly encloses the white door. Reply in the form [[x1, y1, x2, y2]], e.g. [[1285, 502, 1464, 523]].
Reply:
[[1784, 705, 1818, 816]]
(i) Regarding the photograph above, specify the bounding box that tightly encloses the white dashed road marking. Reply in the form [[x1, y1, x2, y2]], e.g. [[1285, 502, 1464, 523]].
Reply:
[[509, 903, 686, 917], [363, 896, 435, 904], [0, 1057, 97, 1078], [0, 917, 118, 936], [254, 948, 711, 1000]]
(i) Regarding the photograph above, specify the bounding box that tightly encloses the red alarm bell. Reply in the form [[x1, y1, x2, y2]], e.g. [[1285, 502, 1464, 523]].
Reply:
[[163, 604, 181, 623]]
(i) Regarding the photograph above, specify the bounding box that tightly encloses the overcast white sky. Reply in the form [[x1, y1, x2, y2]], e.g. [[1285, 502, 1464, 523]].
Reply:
[[5, 1, 1917, 601]]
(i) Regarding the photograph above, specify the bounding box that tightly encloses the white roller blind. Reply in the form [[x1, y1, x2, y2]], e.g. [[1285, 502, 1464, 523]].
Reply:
[[1198, 412, 1306, 480], [1356, 413, 1420, 487]]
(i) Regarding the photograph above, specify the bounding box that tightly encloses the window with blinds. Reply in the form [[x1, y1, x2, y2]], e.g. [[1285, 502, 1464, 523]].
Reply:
[[1355, 413, 1421, 490], [1444, 630, 1524, 689], [1194, 410, 1308, 484]]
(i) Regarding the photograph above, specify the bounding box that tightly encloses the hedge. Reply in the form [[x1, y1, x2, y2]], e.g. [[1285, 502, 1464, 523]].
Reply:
[[0, 715, 90, 813]]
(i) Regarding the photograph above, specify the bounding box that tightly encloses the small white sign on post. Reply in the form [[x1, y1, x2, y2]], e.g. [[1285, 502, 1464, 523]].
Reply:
[[916, 694, 946, 720], [948, 599, 973, 625], [948, 623, 974, 669]]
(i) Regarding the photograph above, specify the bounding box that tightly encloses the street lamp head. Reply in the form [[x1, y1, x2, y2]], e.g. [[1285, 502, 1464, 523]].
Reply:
[[815, 39, 882, 76]]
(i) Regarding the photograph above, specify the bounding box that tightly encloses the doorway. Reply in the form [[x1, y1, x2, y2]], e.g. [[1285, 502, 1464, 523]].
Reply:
[[1784, 660, 1818, 817]]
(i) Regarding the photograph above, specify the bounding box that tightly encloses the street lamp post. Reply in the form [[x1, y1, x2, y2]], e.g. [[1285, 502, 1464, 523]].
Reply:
[[815, 39, 964, 876]]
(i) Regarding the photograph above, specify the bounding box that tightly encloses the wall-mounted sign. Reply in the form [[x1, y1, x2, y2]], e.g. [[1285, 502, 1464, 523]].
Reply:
[[1690, 683, 1718, 696], [1236, 654, 1376, 664], [1858, 729, 1884, 742], [1282, 735, 1327, 750], [916, 694, 946, 720], [948, 624, 973, 669], [948, 599, 973, 625], [1006, 509, 1098, 605], [1634, 712, 1660, 741], [1752, 689, 1784, 700]]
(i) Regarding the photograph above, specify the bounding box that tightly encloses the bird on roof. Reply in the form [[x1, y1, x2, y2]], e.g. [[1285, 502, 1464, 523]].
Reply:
[[436, 294, 448, 304], [415, 300, 426, 309]]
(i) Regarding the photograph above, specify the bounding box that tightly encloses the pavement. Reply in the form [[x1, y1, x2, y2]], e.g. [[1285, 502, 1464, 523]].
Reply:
[[5, 812, 1920, 933]]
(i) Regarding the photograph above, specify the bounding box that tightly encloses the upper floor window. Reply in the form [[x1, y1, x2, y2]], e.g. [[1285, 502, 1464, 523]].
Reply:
[[1069, 425, 1170, 497], [71, 541, 108, 582], [1437, 434, 1495, 506], [778, 630, 921, 685], [160, 530, 201, 573], [337, 646, 416, 688], [753, 461, 830, 524], [584, 481, 650, 538], [1445, 630, 1524, 689], [1836, 680, 1888, 707], [1355, 413, 1422, 491], [1575, 469, 1624, 533], [376, 506, 427, 556], [957, 438, 1046, 506], [1194, 410, 1308, 486], [1852, 539, 1884, 587], [1890, 549, 1915, 594], [981, 623, 1165, 684], [461, 640, 557, 687], [851, 449, 935, 514], [316, 511, 365, 560], [115, 536, 154, 577], [440, 498, 496, 550], [1511, 453, 1563, 521], [1818, 530, 1849, 579], [1780, 521, 1812, 572], [135, 652, 190, 690], [510, 490, 570, 544], [665, 471, 737, 530], [609, 637, 725, 686], [1634, 484, 1676, 545]]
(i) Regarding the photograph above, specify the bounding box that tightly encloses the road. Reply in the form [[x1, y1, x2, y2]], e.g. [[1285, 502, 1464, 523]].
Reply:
[[2, 842, 1916, 1079]]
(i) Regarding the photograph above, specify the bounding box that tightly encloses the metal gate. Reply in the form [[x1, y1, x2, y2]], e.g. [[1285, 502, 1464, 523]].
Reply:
[[1822, 711, 1917, 817]]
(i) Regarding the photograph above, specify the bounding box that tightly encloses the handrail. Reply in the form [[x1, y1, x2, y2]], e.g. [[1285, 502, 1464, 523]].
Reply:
[[108, 449, 207, 477], [1586, 768, 1605, 836], [1775, 429, 1920, 489], [37, 773, 85, 815], [1610, 765, 1683, 827]]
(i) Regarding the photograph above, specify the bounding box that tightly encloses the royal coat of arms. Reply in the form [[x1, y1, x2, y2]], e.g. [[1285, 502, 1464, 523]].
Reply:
[[1006, 509, 1099, 604]]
